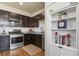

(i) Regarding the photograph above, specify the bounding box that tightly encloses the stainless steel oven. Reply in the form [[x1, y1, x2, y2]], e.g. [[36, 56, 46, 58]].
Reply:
[[10, 34, 24, 50]]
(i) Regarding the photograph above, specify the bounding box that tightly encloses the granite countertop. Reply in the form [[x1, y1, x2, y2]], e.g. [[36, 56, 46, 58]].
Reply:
[[0, 33, 10, 36], [23, 32, 44, 35], [0, 32, 44, 36]]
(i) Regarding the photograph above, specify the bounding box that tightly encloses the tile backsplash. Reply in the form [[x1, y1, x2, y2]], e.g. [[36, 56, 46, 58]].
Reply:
[[0, 27, 42, 34]]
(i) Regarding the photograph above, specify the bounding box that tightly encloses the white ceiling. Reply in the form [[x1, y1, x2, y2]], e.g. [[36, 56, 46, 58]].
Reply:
[[0, 2, 44, 14]]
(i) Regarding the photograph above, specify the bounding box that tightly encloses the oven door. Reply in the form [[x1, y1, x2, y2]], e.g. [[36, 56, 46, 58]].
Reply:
[[11, 36, 23, 44], [10, 35, 24, 44]]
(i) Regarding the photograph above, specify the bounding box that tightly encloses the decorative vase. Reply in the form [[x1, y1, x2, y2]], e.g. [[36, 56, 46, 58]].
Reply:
[[67, 34, 71, 46], [55, 32, 58, 43]]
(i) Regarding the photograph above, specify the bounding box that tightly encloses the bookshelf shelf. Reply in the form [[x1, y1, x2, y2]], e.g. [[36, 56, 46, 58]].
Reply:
[[52, 16, 76, 22], [52, 29, 76, 31]]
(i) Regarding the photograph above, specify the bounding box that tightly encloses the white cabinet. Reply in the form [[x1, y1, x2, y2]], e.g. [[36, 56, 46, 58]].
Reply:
[[50, 44, 77, 56], [50, 45, 60, 56], [46, 2, 78, 56], [61, 47, 77, 56]]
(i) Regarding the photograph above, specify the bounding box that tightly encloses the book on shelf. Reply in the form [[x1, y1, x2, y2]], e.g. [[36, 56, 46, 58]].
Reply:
[[54, 32, 71, 46]]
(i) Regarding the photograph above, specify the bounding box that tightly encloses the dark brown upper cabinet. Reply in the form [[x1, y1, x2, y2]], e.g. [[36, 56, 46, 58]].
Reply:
[[0, 10, 9, 18], [19, 15, 39, 27], [26, 17, 39, 27], [33, 13, 45, 20], [19, 15, 29, 27], [8, 12, 20, 19], [0, 9, 41, 27]]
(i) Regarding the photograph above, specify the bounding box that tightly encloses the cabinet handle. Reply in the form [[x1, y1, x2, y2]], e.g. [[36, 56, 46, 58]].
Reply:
[[58, 46, 62, 48]]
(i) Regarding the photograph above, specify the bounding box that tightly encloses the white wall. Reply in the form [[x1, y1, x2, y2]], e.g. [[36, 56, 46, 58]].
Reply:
[[39, 20, 45, 32]]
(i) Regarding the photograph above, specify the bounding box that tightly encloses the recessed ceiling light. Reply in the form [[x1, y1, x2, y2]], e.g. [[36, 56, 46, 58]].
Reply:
[[19, 2, 23, 5]]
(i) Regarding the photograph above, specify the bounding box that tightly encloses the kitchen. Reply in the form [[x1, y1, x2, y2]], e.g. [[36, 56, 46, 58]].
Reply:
[[1, 2, 79, 56], [0, 2, 45, 56]]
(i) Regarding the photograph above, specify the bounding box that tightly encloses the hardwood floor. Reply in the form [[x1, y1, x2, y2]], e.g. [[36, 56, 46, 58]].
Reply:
[[0, 44, 44, 56]]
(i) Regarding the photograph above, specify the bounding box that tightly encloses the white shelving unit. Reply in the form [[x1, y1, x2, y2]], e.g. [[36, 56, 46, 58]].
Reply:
[[45, 2, 78, 56]]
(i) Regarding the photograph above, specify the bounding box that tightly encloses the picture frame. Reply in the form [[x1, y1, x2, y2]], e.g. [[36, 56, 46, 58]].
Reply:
[[58, 20, 67, 29]]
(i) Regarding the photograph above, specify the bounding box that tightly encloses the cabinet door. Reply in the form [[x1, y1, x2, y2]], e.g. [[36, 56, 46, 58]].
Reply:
[[21, 16, 26, 27], [20, 15, 28, 27], [24, 34, 31, 45], [20, 15, 32, 27], [35, 35, 42, 48], [27, 18, 39, 27], [31, 34, 42, 48], [9, 12, 19, 19], [50, 45, 61, 56], [61, 47, 77, 56], [33, 13, 44, 20], [31, 34, 36, 44], [0, 35, 10, 51]]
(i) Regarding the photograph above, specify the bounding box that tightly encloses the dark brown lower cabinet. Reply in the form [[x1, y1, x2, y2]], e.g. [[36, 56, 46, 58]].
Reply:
[[24, 34, 42, 48], [24, 34, 32, 45], [0, 35, 10, 51], [32, 34, 42, 48]]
